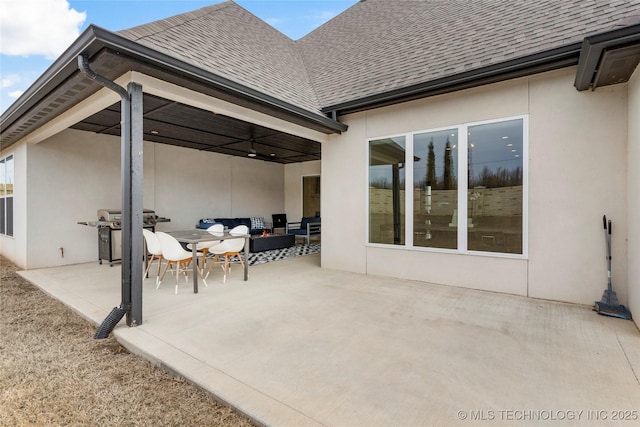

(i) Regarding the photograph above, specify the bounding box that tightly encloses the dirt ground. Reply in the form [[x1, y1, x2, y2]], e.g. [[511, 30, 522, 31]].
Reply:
[[0, 256, 255, 426]]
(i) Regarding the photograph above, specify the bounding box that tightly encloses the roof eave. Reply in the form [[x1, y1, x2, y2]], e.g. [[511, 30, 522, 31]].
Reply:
[[1, 25, 346, 142], [0, 26, 106, 133], [322, 43, 582, 117], [574, 22, 640, 91]]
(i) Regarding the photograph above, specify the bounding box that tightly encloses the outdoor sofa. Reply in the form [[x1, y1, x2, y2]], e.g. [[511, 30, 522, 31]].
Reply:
[[197, 217, 271, 236]]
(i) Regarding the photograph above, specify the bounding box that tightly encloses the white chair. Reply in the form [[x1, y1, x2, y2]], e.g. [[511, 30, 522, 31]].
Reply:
[[142, 229, 163, 281], [205, 225, 248, 283], [187, 224, 224, 270], [156, 232, 207, 294]]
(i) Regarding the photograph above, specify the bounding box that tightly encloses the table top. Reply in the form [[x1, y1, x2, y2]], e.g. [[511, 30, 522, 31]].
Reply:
[[167, 229, 249, 244], [250, 233, 293, 239]]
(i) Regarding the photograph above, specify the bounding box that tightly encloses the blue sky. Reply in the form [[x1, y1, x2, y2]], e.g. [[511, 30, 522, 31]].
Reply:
[[0, 0, 357, 113]]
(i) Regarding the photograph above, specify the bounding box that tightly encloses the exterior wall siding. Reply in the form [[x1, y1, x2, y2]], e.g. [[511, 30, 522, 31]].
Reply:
[[323, 67, 629, 306], [0, 142, 26, 267]]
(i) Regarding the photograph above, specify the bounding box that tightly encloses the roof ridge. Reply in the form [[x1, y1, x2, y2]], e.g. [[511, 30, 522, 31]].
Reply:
[[117, 1, 234, 41]]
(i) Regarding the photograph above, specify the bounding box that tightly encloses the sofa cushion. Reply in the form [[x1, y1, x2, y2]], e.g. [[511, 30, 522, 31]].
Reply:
[[204, 217, 265, 234], [250, 216, 265, 229]]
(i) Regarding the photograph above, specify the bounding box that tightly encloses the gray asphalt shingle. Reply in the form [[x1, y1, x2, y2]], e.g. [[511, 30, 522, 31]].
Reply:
[[118, 1, 321, 113], [298, 0, 640, 108], [118, 0, 640, 114]]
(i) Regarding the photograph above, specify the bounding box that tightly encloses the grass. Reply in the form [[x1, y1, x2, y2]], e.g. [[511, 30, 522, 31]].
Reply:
[[0, 256, 255, 426]]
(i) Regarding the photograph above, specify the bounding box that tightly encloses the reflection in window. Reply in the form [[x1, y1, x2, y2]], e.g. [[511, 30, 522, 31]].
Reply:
[[369, 137, 406, 245], [467, 119, 523, 254], [413, 130, 458, 249], [0, 155, 13, 236]]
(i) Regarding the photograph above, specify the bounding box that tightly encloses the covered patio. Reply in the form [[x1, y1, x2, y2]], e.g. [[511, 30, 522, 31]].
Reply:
[[19, 255, 640, 426]]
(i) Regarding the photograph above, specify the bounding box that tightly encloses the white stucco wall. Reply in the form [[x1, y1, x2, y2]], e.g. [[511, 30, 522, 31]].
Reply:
[[323, 67, 629, 305], [19, 128, 283, 269], [0, 143, 27, 267], [528, 71, 628, 305], [628, 65, 640, 327], [153, 143, 283, 231]]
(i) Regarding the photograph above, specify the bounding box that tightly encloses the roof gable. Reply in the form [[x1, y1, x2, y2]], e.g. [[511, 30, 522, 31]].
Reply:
[[118, 1, 321, 114]]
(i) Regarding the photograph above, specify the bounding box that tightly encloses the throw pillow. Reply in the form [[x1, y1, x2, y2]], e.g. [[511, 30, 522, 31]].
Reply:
[[250, 216, 265, 229]]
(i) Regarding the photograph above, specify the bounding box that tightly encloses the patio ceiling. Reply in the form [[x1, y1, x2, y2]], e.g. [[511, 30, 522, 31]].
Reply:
[[70, 93, 322, 164]]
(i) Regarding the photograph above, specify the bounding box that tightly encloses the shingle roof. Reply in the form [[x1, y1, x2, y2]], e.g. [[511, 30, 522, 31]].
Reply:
[[118, 1, 321, 113], [297, 0, 640, 108], [117, 0, 640, 114]]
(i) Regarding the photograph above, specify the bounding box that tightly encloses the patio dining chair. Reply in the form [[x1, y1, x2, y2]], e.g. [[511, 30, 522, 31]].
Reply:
[[205, 225, 248, 284], [156, 232, 207, 294], [187, 223, 224, 270], [142, 229, 163, 282]]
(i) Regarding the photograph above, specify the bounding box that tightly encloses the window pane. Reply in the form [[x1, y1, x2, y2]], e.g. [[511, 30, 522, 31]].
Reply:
[[0, 159, 5, 196], [5, 156, 13, 196], [6, 197, 13, 237], [0, 156, 13, 236], [413, 129, 458, 249], [369, 137, 406, 245], [0, 198, 4, 235], [467, 119, 523, 254]]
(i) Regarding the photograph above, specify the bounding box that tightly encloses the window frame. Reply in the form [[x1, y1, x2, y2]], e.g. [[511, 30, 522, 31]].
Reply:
[[366, 115, 528, 259], [0, 153, 14, 237]]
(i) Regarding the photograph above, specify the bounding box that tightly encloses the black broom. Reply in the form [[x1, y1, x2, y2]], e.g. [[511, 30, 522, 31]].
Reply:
[[594, 215, 632, 320]]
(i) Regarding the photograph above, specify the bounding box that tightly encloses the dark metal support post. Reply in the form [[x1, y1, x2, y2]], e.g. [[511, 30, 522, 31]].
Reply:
[[80, 55, 145, 336], [124, 83, 144, 326]]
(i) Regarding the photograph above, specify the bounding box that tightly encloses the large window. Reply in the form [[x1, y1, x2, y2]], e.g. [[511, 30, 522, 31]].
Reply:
[[413, 129, 458, 250], [368, 117, 526, 256], [0, 154, 14, 237], [467, 119, 523, 254], [369, 136, 406, 245]]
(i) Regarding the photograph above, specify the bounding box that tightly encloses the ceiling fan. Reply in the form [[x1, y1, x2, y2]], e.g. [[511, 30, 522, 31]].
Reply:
[[244, 137, 278, 161], [248, 138, 257, 158]]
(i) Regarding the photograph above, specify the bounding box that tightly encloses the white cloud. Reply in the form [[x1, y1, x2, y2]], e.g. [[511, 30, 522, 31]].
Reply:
[[8, 90, 24, 99], [1, 74, 22, 89], [0, 0, 86, 59], [265, 17, 285, 26], [306, 10, 338, 26]]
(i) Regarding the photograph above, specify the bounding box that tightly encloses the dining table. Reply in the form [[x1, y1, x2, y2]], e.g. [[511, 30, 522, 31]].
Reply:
[[166, 229, 250, 293]]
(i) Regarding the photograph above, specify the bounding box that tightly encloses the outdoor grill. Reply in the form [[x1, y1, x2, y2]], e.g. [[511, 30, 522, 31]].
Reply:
[[95, 209, 158, 266]]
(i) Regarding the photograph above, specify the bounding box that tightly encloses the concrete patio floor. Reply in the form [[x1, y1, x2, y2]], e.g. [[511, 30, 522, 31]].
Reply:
[[19, 254, 640, 426]]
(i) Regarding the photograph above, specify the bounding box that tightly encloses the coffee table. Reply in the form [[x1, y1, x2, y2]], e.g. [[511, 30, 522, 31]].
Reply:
[[250, 233, 295, 252]]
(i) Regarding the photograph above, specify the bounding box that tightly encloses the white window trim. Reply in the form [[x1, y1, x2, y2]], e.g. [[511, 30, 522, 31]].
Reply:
[[366, 115, 528, 260], [0, 153, 14, 237]]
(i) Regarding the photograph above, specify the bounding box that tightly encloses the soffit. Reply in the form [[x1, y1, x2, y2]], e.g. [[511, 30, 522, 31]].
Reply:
[[70, 92, 322, 164]]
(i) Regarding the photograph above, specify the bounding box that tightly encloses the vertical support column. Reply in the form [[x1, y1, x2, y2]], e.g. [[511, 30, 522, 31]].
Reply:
[[120, 86, 132, 326], [122, 83, 144, 327], [129, 83, 144, 325]]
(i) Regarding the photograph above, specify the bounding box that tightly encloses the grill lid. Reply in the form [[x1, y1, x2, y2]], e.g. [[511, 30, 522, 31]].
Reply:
[[97, 209, 156, 228]]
